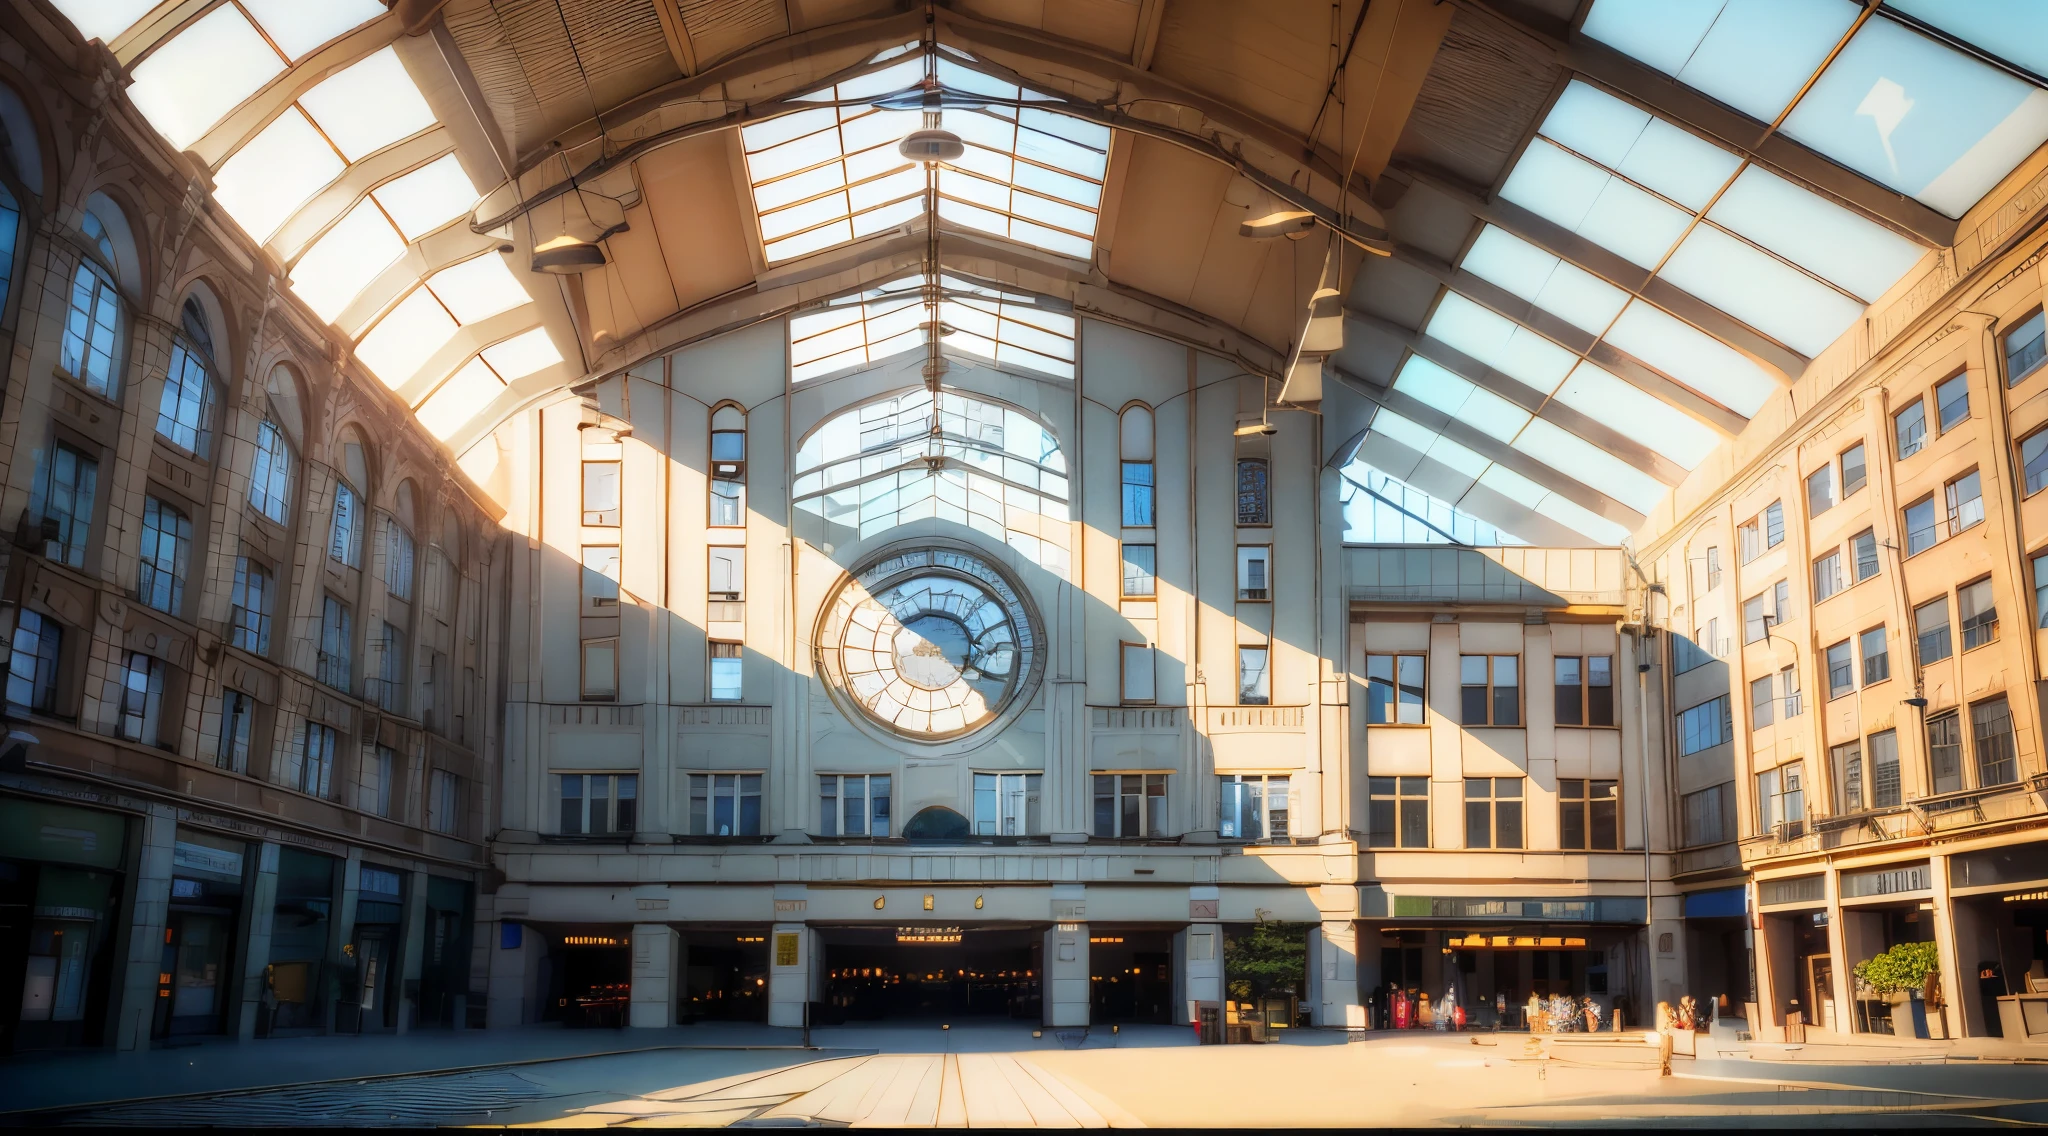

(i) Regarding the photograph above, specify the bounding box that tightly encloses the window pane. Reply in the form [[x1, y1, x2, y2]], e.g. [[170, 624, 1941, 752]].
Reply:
[[1554, 656, 1582, 726], [1841, 443, 1866, 496], [1491, 656, 1519, 726], [1936, 374, 1970, 431], [1396, 656, 1426, 723]]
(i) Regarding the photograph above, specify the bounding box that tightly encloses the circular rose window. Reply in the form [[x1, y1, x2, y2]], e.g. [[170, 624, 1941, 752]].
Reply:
[[817, 546, 1043, 744]]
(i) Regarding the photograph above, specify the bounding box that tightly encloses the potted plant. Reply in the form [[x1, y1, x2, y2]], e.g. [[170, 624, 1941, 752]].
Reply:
[[1852, 942, 1942, 1039]]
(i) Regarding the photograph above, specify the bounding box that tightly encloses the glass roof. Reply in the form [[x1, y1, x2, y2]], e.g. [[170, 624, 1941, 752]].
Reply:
[[741, 52, 1110, 264], [1340, 464, 1524, 546], [789, 273, 1077, 382], [1360, 406, 1630, 545], [1582, 0, 2048, 220]]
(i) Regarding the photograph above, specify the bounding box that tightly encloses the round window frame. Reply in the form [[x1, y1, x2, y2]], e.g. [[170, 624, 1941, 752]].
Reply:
[[814, 541, 1046, 754]]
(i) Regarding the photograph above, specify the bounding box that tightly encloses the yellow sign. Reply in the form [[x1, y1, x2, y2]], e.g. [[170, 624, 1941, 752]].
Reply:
[[775, 932, 800, 967], [1446, 934, 1586, 950], [896, 926, 964, 944], [564, 935, 623, 947]]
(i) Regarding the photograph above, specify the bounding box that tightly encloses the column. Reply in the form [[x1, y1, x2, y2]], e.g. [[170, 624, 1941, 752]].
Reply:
[[394, 869, 429, 1033], [112, 803, 176, 1050], [631, 923, 679, 1028], [487, 921, 535, 1028], [767, 922, 813, 1028], [234, 842, 281, 1040], [327, 849, 361, 1033], [1928, 853, 1966, 1038], [1310, 920, 1363, 1028], [1042, 921, 1089, 1027], [1180, 901, 1223, 1025]]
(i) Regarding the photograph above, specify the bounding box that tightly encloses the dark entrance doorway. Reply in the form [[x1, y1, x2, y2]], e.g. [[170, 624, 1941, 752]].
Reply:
[[679, 929, 771, 1022], [541, 930, 630, 1028], [818, 925, 1040, 1021], [1089, 928, 1172, 1023]]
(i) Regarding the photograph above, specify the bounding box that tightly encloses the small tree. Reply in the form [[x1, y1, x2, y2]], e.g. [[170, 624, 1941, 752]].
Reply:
[[1853, 941, 1940, 998], [1224, 910, 1307, 1002]]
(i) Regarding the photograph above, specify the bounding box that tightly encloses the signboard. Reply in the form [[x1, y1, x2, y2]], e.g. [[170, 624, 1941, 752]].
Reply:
[[895, 926, 963, 944], [775, 931, 801, 967], [1758, 874, 1825, 908], [1841, 862, 1931, 899]]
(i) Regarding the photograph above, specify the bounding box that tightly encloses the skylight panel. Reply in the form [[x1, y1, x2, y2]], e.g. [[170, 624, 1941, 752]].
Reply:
[[127, 4, 286, 150], [1604, 300, 1778, 416], [1552, 362, 1721, 468], [1499, 141, 1691, 269], [426, 254, 530, 323], [242, 0, 386, 60], [210, 107, 345, 244], [1660, 225, 1864, 356], [355, 287, 457, 387], [289, 199, 407, 323], [369, 154, 479, 240], [1426, 292, 1577, 395], [298, 47, 438, 161], [1532, 489, 1632, 546], [415, 358, 505, 441], [1888, 0, 2048, 80], [1391, 356, 1531, 443], [1511, 418, 1666, 513], [1705, 166, 1923, 301], [48, 0, 156, 43], [479, 327, 563, 381], [1580, 0, 1858, 124], [1460, 227, 1630, 336], [1539, 82, 1741, 211], [1780, 16, 2048, 218], [1370, 408, 1447, 456], [1477, 463, 1544, 508]]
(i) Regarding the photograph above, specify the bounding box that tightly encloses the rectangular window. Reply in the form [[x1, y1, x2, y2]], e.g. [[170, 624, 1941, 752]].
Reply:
[[384, 522, 415, 602], [693, 772, 765, 836], [1860, 625, 1890, 685], [1235, 545, 1270, 601], [230, 557, 272, 655], [1235, 458, 1270, 525], [1121, 461, 1154, 526], [115, 652, 165, 748], [1559, 779, 1620, 850], [1773, 579, 1790, 624], [1749, 674, 1775, 729], [1851, 529, 1879, 582], [376, 622, 407, 714], [1825, 639, 1854, 699], [329, 481, 362, 567], [1120, 543, 1156, 598], [1557, 656, 1584, 726], [1680, 783, 1732, 847], [1936, 373, 1970, 431], [1812, 549, 1843, 602], [1219, 773, 1290, 842], [1706, 546, 1721, 590], [61, 261, 120, 397], [709, 476, 744, 528], [1366, 654, 1426, 724], [1121, 642, 1156, 704], [1464, 777, 1524, 849], [2008, 310, 2048, 384], [1805, 464, 1834, 516], [973, 772, 1043, 836], [1459, 655, 1520, 726], [816, 773, 883, 838], [709, 546, 744, 603], [1738, 520, 1760, 564], [428, 770, 460, 835], [559, 773, 638, 835], [1368, 776, 1430, 848], [249, 419, 293, 525], [1677, 696, 1731, 756], [1948, 470, 1985, 533], [2036, 553, 2048, 628], [1870, 728, 1901, 808], [1743, 594, 1768, 644], [709, 641, 743, 701], [711, 422, 746, 527], [2024, 430, 2048, 496], [1972, 695, 2018, 788], [1833, 740, 1865, 813], [1915, 595, 1953, 664], [1092, 772, 1167, 838], [1237, 645, 1269, 705], [580, 638, 618, 701], [1928, 711, 1964, 795], [217, 689, 253, 773], [299, 722, 336, 799], [1841, 442, 1867, 497], [373, 746, 396, 818], [1959, 577, 1998, 650], [317, 596, 352, 691], [5, 610, 60, 713], [1780, 664, 1803, 718], [1904, 495, 1938, 556], [1764, 500, 1785, 547], [1756, 762, 1805, 834], [1896, 399, 1927, 459], [582, 460, 621, 525], [582, 545, 621, 608], [137, 497, 190, 615], [31, 441, 97, 569]]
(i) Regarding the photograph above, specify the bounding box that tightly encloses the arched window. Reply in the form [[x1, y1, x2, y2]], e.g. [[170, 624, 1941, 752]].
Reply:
[[157, 294, 220, 457], [61, 206, 124, 399], [709, 404, 746, 528], [1119, 404, 1154, 527], [0, 182, 20, 318], [249, 365, 300, 525], [329, 428, 370, 567], [385, 481, 417, 602]]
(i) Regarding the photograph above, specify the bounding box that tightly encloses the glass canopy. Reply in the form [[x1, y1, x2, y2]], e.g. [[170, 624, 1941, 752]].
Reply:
[[789, 273, 1077, 382]]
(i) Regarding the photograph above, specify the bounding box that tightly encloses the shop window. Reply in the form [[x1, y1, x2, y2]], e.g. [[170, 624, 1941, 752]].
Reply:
[[1851, 529, 1879, 582], [60, 254, 122, 399], [1895, 398, 1927, 459], [1120, 405, 1153, 526], [375, 622, 407, 715], [1914, 596, 1952, 664], [115, 652, 166, 748], [1235, 545, 1270, 601], [230, 557, 272, 655], [1459, 654, 1520, 726], [317, 596, 352, 692], [1120, 543, 1155, 597], [249, 419, 295, 525], [1936, 373, 1970, 432], [1218, 773, 1289, 842], [1464, 777, 1523, 849], [1755, 763, 1804, 835], [156, 298, 218, 459], [1680, 783, 1732, 847], [1553, 655, 1613, 726], [582, 545, 620, 609], [816, 773, 882, 837], [1833, 740, 1864, 813], [1237, 645, 1269, 706], [1927, 711, 1964, 795], [2006, 309, 2047, 385], [1971, 695, 2017, 788], [1676, 696, 1730, 755], [329, 480, 363, 567], [428, 770, 460, 835], [1869, 728, 1901, 808], [1948, 470, 1985, 534], [1825, 640, 1854, 700], [709, 641, 742, 701], [559, 773, 637, 835], [1093, 773, 1165, 838], [710, 405, 746, 528], [1841, 442, 1867, 497], [580, 638, 617, 702], [297, 721, 337, 799], [1749, 675, 1775, 729], [372, 745, 397, 817], [218, 689, 254, 773], [31, 440, 97, 568], [582, 459, 620, 526], [1559, 779, 1618, 850], [1235, 458, 1269, 525], [1812, 549, 1843, 603], [1958, 577, 1997, 650], [1860, 625, 1889, 685], [6, 609, 61, 713], [1120, 642, 1156, 704], [1367, 776, 1429, 848], [1903, 494, 1937, 556], [2024, 430, 2048, 496], [1365, 653, 1425, 724], [1805, 464, 1834, 517], [1780, 665, 1803, 718], [973, 772, 1041, 836], [385, 519, 415, 602]]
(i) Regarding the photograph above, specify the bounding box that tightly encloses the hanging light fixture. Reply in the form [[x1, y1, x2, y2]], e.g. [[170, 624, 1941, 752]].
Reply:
[[528, 184, 628, 274]]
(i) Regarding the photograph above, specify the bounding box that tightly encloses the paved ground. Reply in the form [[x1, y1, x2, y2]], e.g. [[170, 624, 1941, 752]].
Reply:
[[7, 1024, 2048, 1127]]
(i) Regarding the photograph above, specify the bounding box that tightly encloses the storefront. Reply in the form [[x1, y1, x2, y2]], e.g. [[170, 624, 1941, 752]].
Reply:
[[816, 925, 1042, 1022], [0, 796, 129, 1052], [1088, 928, 1173, 1024], [540, 928, 631, 1028], [418, 876, 474, 1029], [1948, 840, 2048, 1040], [1837, 861, 1935, 1036], [153, 828, 249, 1039], [264, 846, 338, 1036], [1364, 896, 1647, 1031], [1682, 886, 1751, 1026], [344, 864, 406, 1033], [677, 927, 770, 1023], [1755, 873, 1828, 1033]]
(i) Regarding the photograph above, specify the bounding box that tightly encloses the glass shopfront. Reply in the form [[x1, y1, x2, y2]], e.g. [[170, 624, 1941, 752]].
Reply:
[[0, 797, 129, 1052], [265, 847, 337, 1035], [419, 875, 473, 1029], [153, 828, 248, 1039], [345, 865, 405, 1032]]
